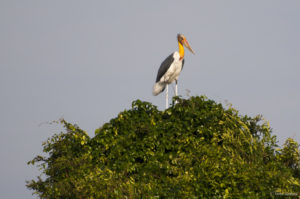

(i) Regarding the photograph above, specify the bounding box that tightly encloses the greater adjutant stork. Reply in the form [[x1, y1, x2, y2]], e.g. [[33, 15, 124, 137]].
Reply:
[[152, 34, 194, 108]]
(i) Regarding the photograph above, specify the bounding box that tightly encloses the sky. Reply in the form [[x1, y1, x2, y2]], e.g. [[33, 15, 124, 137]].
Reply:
[[0, 1, 299, 198]]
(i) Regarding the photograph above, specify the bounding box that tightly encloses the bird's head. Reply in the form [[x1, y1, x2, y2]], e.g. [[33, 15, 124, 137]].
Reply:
[[177, 34, 195, 54]]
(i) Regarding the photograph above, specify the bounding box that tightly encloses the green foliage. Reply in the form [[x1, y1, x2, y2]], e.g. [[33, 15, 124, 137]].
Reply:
[[27, 96, 300, 198]]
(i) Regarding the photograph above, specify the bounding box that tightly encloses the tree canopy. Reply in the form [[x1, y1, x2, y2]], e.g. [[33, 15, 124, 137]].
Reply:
[[27, 96, 300, 198]]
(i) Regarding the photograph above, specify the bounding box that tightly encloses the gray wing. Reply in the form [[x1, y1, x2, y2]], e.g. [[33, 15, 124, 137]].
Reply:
[[182, 59, 185, 70], [155, 53, 174, 82]]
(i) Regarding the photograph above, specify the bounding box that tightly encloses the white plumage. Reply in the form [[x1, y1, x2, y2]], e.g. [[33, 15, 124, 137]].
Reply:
[[152, 52, 183, 96]]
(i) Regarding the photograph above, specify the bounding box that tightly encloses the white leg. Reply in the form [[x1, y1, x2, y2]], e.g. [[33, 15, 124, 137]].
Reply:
[[175, 80, 178, 96], [166, 84, 169, 109]]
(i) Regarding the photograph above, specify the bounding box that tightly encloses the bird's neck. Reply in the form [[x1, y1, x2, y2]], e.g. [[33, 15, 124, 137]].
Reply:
[[178, 41, 184, 60]]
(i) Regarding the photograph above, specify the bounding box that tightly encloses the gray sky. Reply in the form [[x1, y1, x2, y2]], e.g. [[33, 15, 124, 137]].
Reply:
[[1, 1, 299, 198]]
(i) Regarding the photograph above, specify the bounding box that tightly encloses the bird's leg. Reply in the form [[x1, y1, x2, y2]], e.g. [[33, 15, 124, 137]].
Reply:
[[166, 84, 169, 109], [175, 80, 178, 105], [175, 80, 178, 96]]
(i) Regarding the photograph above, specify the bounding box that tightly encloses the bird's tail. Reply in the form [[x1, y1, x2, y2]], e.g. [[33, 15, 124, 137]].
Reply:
[[152, 82, 166, 96]]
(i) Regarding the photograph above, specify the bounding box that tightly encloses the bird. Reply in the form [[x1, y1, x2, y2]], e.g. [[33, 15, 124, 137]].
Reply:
[[152, 34, 195, 108]]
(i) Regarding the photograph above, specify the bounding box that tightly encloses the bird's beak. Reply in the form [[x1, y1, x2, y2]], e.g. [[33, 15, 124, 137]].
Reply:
[[183, 39, 195, 54]]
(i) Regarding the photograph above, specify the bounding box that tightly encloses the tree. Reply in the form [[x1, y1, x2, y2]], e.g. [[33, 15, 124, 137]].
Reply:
[[27, 96, 300, 198]]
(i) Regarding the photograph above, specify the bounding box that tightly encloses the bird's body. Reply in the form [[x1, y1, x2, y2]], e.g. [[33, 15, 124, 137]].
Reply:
[[152, 34, 194, 108], [152, 52, 184, 95]]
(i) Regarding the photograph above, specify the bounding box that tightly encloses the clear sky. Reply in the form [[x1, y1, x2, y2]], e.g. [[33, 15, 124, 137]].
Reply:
[[1, 1, 299, 198]]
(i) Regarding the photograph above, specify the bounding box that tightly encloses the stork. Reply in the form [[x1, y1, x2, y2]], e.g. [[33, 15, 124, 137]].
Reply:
[[152, 34, 195, 108]]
